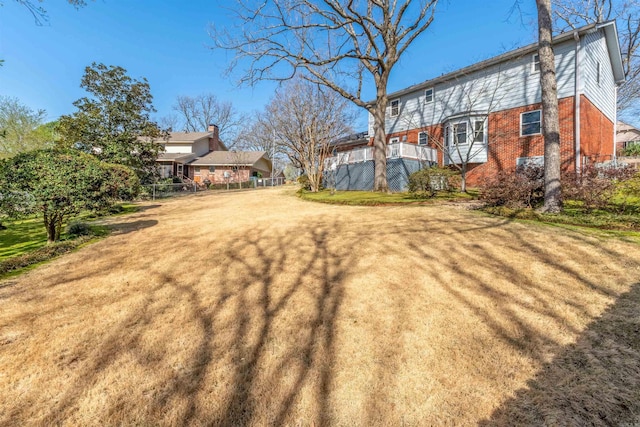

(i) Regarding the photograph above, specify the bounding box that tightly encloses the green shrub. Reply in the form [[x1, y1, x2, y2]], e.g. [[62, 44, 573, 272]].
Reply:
[[621, 144, 640, 156], [297, 174, 312, 191], [408, 167, 459, 199], [66, 221, 92, 237]]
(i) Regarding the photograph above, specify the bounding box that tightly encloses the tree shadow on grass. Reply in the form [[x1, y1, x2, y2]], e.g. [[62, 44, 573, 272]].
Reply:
[[479, 282, 640, 426], [106, 219, 158, 235], [2, 203, 640, 426], [2, 217, 353, 426]]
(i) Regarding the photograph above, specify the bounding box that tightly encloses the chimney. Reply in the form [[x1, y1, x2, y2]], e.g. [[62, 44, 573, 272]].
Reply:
[[208, 124, 220, 151]]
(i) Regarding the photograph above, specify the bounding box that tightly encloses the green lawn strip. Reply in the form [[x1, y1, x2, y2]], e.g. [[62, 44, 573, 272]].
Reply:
[[0, 203, 139, 277], [480, 205, 640, 242], [298, 189, 477, 206]]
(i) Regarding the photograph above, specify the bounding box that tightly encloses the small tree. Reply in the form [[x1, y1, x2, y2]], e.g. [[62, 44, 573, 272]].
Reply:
[[260, 79, 355, 192], [58, 63, 164, 183], [0, 96, 49, 159], [0, 149, 138, 242]]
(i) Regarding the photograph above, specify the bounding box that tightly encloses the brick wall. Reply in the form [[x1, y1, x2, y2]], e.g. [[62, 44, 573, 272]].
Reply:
[[580, 95, 614, 164]]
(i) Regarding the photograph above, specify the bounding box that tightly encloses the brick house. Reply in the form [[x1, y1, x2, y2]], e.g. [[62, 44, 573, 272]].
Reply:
[[616, 121, 640, 154], [189, 151, 272, 184], [151, 124, 272, 182], [326, 20, 624, 190], [155, 125, 228, 179]]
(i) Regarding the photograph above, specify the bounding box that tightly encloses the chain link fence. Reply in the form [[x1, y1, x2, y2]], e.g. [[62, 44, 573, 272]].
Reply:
[[140, 177, 286, 200]]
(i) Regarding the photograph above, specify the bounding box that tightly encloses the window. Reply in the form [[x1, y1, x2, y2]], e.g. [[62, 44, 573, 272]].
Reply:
[[532, 54, 540, 73], [425, 88, 434, 103], [194, 166, 201, 175], [453, 122, 467, 145], [473, 120, 485, 143], [418, 132, 428, 145], [390, 99, 400, 117], [209, 166, 216, 172], [521, 110, 542, 136], [516, 156, 544, 167], [389, 137, 399, 144]]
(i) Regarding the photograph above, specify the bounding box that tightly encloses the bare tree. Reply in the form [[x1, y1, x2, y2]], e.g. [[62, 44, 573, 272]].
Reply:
[[172, 93, 244, 145], [537, 0, 563, 212], [213, 0, 438, 192], [228, 149, 253, 189], [235, 114, 289, 177], [260, 78, 355, 192], [553, 0, 640, 114]]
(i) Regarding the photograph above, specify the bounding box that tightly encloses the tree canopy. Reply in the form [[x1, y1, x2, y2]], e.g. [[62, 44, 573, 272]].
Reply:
[[0, 149, 139, 242], [0, 96, 54, 159], [58, 63, 164, 183]]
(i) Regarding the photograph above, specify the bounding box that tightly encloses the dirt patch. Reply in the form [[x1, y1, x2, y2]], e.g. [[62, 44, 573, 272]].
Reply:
[[1, 187, 639, 426]]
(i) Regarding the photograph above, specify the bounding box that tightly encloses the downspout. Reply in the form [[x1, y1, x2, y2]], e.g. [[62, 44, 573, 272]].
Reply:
[[613, 87, 618, 165], [574, 31, 582, 172]]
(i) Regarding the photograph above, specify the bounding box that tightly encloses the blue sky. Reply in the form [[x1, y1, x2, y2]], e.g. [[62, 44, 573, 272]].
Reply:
[[0, 0, 540, 129]]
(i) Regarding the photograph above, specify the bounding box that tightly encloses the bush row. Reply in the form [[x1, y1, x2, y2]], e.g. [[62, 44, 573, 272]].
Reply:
[[480, 164, 639, 211]]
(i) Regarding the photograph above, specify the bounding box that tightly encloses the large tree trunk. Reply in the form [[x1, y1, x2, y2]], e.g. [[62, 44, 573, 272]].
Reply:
[[537, 0, 563, 213], [372, 89, 389, 192]]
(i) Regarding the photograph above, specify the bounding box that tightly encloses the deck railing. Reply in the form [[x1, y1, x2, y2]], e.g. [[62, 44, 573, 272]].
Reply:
[[325, 143, 437, 169]]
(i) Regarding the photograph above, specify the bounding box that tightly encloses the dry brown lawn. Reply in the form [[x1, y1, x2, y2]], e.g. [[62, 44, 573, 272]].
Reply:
[[1, 187, 639, 426]]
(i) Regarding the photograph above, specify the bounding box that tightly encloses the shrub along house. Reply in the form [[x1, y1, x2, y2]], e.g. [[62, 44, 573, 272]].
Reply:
[[326, 20, 624, 190]]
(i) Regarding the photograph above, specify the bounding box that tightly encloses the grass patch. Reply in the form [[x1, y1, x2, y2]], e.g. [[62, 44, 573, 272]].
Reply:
[[0, 203, 136, 275], [0, 234, 98, 278], [298, 189, 477, 206], [482, 204, 640, 241]]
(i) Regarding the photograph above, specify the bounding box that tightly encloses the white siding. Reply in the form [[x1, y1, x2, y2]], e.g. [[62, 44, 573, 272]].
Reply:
[[369, 39, 578, 136], [164, 144, 193, 154], [582, 29, 617, 122]]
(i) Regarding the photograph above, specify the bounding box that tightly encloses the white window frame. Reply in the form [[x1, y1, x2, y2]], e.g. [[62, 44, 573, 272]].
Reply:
[[472, 119, 486, 144], [425, 88, 434, 103], [447, 121, 468, 146], [520, 110, 542, 136], [418, 131, 429, 145], [532, 53, 540, 73], [389, 137, 400, 144], [194, 166, 201, 175], [390, 99, 400, 117]]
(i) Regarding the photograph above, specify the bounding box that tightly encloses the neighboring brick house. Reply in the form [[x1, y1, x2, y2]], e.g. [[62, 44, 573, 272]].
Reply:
[[616, 121, 640, 154], [154, 125, 228, 179], [189, 151, 272, 184], [149, 124, 273, 182], [327, 20, 624, 190]]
